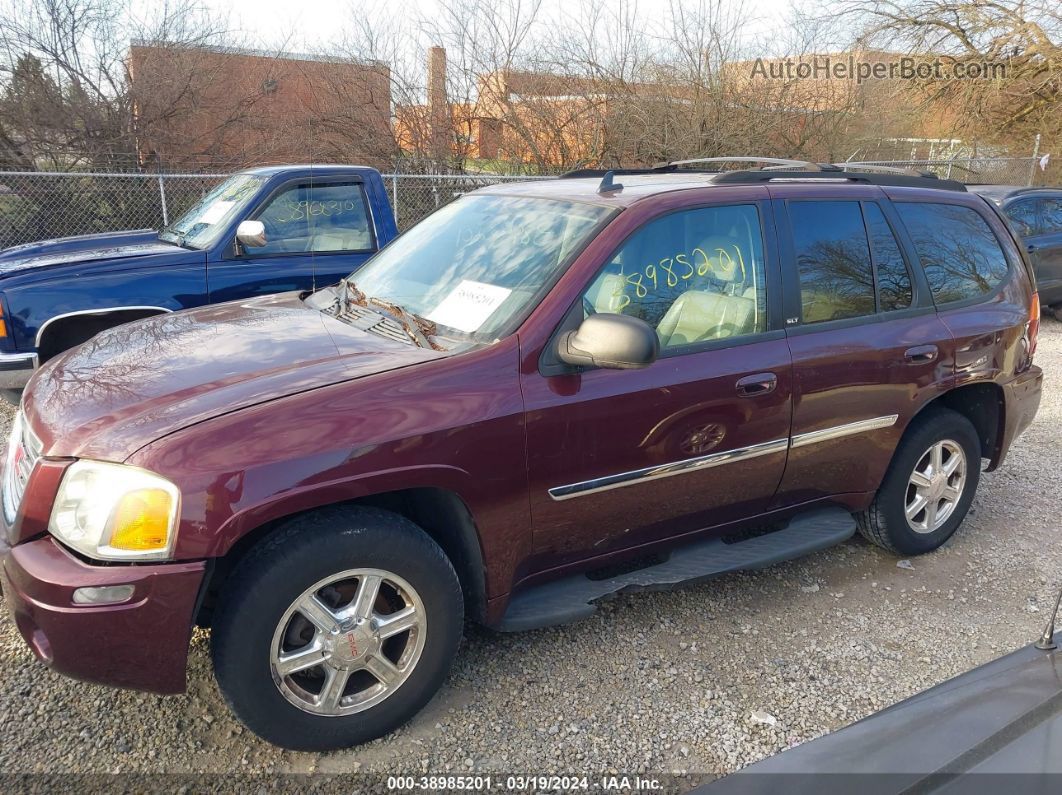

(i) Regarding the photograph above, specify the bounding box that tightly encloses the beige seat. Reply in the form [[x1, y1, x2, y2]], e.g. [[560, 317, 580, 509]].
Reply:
[[656, 290, 755, 347], [586, 273, 628, 314], [311, 229, 369, 252]]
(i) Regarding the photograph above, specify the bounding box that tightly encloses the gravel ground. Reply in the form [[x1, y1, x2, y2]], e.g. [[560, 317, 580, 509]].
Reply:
[[2, 320, 1061, 784]]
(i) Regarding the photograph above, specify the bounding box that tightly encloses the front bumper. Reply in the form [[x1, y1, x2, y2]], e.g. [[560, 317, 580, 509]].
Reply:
[[0, 351, 36, 390], [0, 534, 206, 694]]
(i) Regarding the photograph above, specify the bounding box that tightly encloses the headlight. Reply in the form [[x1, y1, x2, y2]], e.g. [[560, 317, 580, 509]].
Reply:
[[48, 460, 180, 561]]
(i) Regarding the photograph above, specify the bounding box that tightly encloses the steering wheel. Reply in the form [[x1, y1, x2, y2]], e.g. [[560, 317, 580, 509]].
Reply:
[[582, 296, 597, 317]]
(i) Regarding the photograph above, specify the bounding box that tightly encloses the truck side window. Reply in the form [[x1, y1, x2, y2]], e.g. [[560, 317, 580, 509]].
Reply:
[[252, 182, 374, 255], [580, 204, 768, 349], [789, 200, 875, 323], [896, 202, 1010, 304]]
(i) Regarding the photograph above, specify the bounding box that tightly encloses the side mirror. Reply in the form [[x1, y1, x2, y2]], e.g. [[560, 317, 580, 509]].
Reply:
[[235, 220, 267, 249], [557, 313, 659, 370]]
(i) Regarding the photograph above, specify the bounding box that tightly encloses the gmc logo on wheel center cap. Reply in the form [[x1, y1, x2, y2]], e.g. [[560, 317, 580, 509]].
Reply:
[[345, 632, 359, 658]]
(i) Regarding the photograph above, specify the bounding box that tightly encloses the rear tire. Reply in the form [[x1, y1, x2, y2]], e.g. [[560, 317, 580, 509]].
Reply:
[[857, 407, 981, 555], [211, 506, 464, 751], [1051, 304, 1062, 323]]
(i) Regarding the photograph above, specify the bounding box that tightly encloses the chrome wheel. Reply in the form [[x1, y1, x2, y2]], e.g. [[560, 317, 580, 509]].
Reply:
[[905, 439, 967, 534], [269, 568, 426, 716]]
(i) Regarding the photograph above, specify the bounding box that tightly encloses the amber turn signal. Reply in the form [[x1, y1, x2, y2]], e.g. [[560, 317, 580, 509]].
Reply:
[[108, 488, 174, 551]]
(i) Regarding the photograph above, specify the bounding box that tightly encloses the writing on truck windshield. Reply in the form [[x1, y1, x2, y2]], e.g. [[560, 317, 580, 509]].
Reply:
[[159, 174, 265, 250], [349, 195, 614, 338]]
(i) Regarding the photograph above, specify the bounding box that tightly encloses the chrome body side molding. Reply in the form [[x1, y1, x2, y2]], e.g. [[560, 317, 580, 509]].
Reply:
[[789, 414, 899, 450], [547, 414, 899, 501], [548, 437, 789, 502]]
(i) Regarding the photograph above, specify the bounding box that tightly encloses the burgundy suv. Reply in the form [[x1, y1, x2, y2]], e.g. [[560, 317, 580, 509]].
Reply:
[[0, 159, 1043, 751]]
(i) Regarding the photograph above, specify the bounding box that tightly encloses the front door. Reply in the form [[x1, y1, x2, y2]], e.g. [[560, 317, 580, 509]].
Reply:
[[521, 198, 793, 570], [208, 178, 378, 303], [768, 190, 954, 507]]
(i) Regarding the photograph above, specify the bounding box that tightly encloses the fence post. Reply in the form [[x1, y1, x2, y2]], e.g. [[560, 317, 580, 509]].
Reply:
[[157, 174, 169, 226], [392, 172, 399, 224], [1029, 133, 1042, 186]]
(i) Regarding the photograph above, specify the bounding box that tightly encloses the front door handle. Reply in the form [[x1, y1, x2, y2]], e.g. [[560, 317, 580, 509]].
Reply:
[[1027, 243, 1038, 254], [904, 344, 938, 363], [736, 372, 777, 397]]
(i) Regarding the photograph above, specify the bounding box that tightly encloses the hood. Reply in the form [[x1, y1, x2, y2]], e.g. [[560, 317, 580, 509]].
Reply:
[[0, 228, 162, 268], [23, 292, 445, 461]]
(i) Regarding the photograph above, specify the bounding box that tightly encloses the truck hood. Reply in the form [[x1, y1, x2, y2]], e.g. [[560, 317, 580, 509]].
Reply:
[[0, 229, 176, 274], [23, 292, 445, 461]]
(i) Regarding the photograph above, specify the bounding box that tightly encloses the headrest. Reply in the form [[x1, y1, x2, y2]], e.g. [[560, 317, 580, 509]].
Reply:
[[694, 236, 747, 283]]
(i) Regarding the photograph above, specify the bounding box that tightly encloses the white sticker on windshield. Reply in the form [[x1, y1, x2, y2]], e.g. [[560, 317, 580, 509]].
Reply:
[[199, 200, 235, 225], [426, 280, 512, 332]]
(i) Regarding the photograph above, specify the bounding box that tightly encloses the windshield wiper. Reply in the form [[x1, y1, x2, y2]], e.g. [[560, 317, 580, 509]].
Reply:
[[341, 279, 442, 350]]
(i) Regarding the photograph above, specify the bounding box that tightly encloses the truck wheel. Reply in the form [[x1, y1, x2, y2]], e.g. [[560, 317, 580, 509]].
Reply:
[[857, 407, 981, 555], [211, 506, 463, 751], [1051, 304, 1062, 322]]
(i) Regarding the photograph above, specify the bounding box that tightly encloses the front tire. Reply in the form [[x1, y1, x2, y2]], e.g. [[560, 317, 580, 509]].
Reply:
[[211, 506, 464, 751], [857, 407, 981, 555]]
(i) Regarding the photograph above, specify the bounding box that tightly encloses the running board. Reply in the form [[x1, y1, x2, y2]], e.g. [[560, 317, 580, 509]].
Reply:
[[497, 507, 856, 632]]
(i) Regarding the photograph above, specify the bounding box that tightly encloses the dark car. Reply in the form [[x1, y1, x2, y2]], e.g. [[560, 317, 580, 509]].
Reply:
[[0, 165, 397, 393], [968, 185, 1062, 318], [0, 158, 1043, 751]]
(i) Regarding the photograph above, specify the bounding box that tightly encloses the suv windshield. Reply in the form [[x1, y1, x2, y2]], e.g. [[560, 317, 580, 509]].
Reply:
[[158, 173, 265, 249], [347, 194, 614, 339]]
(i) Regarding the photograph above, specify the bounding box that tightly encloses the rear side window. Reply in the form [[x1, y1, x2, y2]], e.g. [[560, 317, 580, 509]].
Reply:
[[896, 203, 1009, 304], [863, 203, 913, 312], [789, 201, 875, 323]]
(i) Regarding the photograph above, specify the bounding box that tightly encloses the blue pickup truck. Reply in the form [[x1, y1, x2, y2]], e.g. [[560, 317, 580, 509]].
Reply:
[[0, 164, 398, 392]]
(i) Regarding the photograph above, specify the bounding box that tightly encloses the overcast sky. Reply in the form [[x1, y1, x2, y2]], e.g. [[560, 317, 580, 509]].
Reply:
[[206, 0, 806, 57]]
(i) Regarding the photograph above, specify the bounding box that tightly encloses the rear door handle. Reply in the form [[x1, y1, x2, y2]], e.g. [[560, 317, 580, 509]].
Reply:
[[904, 345, 938, 363], [736, 372, 777, 397], [1027, 243, 1038, 254]]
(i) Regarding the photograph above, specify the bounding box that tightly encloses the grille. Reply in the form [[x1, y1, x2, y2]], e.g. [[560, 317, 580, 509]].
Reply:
[[3, 414, 42, 527]]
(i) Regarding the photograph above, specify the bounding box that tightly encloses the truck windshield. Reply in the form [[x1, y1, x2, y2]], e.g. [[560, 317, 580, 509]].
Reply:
[[348, 194, 614, 339], [158, 174, 265, 249]]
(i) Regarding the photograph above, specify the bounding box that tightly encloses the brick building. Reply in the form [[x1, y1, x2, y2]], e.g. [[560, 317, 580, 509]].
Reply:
[[129, 43, 393, 170]]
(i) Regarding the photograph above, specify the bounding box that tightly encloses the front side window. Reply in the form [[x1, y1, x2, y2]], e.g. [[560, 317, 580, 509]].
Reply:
[[350, 195, 614, 339], [789, 201, 875, 323], [580, 204, 768, 348], [896, 202, 1010, 304], [1005, 199, 1042, 237], [159, 173, 265, 250], [253, 182, 373, 255], [1041, 198, 1062, 234]]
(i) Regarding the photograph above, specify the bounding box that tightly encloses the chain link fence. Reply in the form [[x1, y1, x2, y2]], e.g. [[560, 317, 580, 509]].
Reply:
[[843, 156, 1042, 185], [0, 170, 551, 249], [0, 157, 1048, 249]]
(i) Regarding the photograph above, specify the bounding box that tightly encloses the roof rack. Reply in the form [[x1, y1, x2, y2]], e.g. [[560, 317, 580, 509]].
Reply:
[[558, 156, 968, 192]]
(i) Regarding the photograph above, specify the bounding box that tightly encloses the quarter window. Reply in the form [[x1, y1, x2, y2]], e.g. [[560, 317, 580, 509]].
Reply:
[[252, 182, 373, 255], [789, 201, 875, 323], [896, 203, 1009, 304], [580, 204, 768, 349]]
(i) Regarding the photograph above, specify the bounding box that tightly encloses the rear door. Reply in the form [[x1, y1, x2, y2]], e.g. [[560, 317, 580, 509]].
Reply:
[[207, 178, 378, 303], [521, 193, 794, 569], [768, 187, 953, 508]]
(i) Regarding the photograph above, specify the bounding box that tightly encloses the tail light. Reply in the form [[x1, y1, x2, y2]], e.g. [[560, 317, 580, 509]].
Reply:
[[0, 302, 7, 339], [1026, 291, 1040, 365]]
